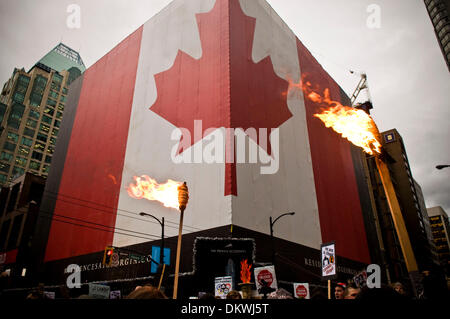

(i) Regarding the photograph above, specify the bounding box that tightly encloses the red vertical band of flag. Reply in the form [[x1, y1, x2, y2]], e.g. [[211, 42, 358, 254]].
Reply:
[[44, 27, 143, 262], [296, 39, 371, 264]]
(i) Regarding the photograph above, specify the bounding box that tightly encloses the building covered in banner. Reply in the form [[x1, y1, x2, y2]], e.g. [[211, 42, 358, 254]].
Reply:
[[20, 0, 380, 298]]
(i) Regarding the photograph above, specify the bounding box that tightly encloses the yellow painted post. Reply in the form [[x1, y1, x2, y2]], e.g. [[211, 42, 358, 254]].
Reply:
[[173, 208, 184, 299], [173, 182, 189, 299], [328, 280, 331, 299], [375, 157, 418, 273]]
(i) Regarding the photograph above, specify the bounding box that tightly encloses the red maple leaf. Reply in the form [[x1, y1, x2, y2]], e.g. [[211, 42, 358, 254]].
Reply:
[[150, 0, 291, 196]]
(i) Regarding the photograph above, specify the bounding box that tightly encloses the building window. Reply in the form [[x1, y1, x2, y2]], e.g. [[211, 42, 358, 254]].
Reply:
[[21, 137, 33, 147], [18, 146, 29, 156], [12, 166, 24, 178], [15, 156, 27, 167], [47, 98, 57, 107], [7, 103, 25, 129], [48, 90, 59, 100], [42, 165, 50, 174], [29, 75, 48, 107], [47, 146, 54, 155], [0, 163, 10, 173], [31, 151, 43, 161], [26, 118, 37, 128], [34, 142, 45, 152], [56, 111, 63, 119], [0, 152, 13, 163], [50, 137, 56, 145], [51, 129, 58, 137], [0, 174, 7, 184], [29, 161, 40, 171], [51, 73, 63, 91], [36, 132, 48, 143], [44, 106, 55, 116], [45, 155, 52, 164], [0, 103, 6, 123], [7, 132, 19, 143], [54, 120, 60, 128], [58, 103, 64, 111], [40, 123, 50, 133], [29, 109, 40, 120], [23, 127, 35, 138], [42, 115, 52, 125], [3, 141, 16, 152], [12, 75, 30, 104], [438, 25, 450, 38]]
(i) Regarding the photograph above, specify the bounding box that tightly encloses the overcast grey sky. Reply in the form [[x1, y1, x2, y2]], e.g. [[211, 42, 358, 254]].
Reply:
[[0, 0, 449, 213]]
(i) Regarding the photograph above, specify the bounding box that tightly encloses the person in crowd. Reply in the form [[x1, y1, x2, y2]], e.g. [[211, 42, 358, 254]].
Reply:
[[356, 284, 405, 300], [421, 266, 449, 300], [198, 292, 216, 300], [391, 282, 406, 296], [226, 290, 242, 299], [310, 287, 327, 300], [344, 285, 361, 299], [125, 285, 167, 299], [334, 282, 346, 300], [267, 288, 294, 299], [26, 283, 46, 299]]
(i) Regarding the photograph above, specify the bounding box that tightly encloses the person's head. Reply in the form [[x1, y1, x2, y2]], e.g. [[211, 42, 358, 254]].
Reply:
[[344, 286, 361, 299], [310, 287, 327, 300], [126, 286, 167, 299], [356, 285, 404, 301], [391, 282, 405, 295], [226, 290, 242, 299], [198, 292, 216, 300], [334, 283, 346, 299]]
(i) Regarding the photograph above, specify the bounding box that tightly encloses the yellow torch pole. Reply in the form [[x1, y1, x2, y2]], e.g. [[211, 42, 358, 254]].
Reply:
[[173, 208, 184, 299], [173, 182, 188, 299], [375, 157, 420, 294]]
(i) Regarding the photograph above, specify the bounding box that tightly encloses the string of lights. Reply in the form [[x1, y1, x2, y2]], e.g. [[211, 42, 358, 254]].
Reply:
[[40, 189, 203, 232], [17, 207, 164, 242]]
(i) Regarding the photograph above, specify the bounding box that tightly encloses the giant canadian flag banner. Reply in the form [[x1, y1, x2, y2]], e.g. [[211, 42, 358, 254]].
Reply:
[[42, 0, 370, 267]]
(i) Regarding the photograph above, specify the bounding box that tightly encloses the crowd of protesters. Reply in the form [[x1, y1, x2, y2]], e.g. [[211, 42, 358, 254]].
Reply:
[[0, 271, 448, 300]]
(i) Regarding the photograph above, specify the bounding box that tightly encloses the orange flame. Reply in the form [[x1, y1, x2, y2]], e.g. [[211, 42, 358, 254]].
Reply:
[[287, 75, 382, 155], [240, 259, 252, 284], [313, 105, 382, 155], [127, 175, 182, 210]]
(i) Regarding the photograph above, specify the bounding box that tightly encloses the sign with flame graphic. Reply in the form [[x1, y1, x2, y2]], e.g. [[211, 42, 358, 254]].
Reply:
[[240, 259, 252, 284]]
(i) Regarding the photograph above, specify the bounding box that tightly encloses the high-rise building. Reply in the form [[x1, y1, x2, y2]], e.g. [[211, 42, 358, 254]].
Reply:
[[363, 128, 441, 288], [0, 173, 45, 279], [414, 180, 440, 265], [0, 43, 85, 186], [364, 151, 408, 284], [424, 0, 450, 71], [379, 129, 436, 271], [427, 206, 450, 275]]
